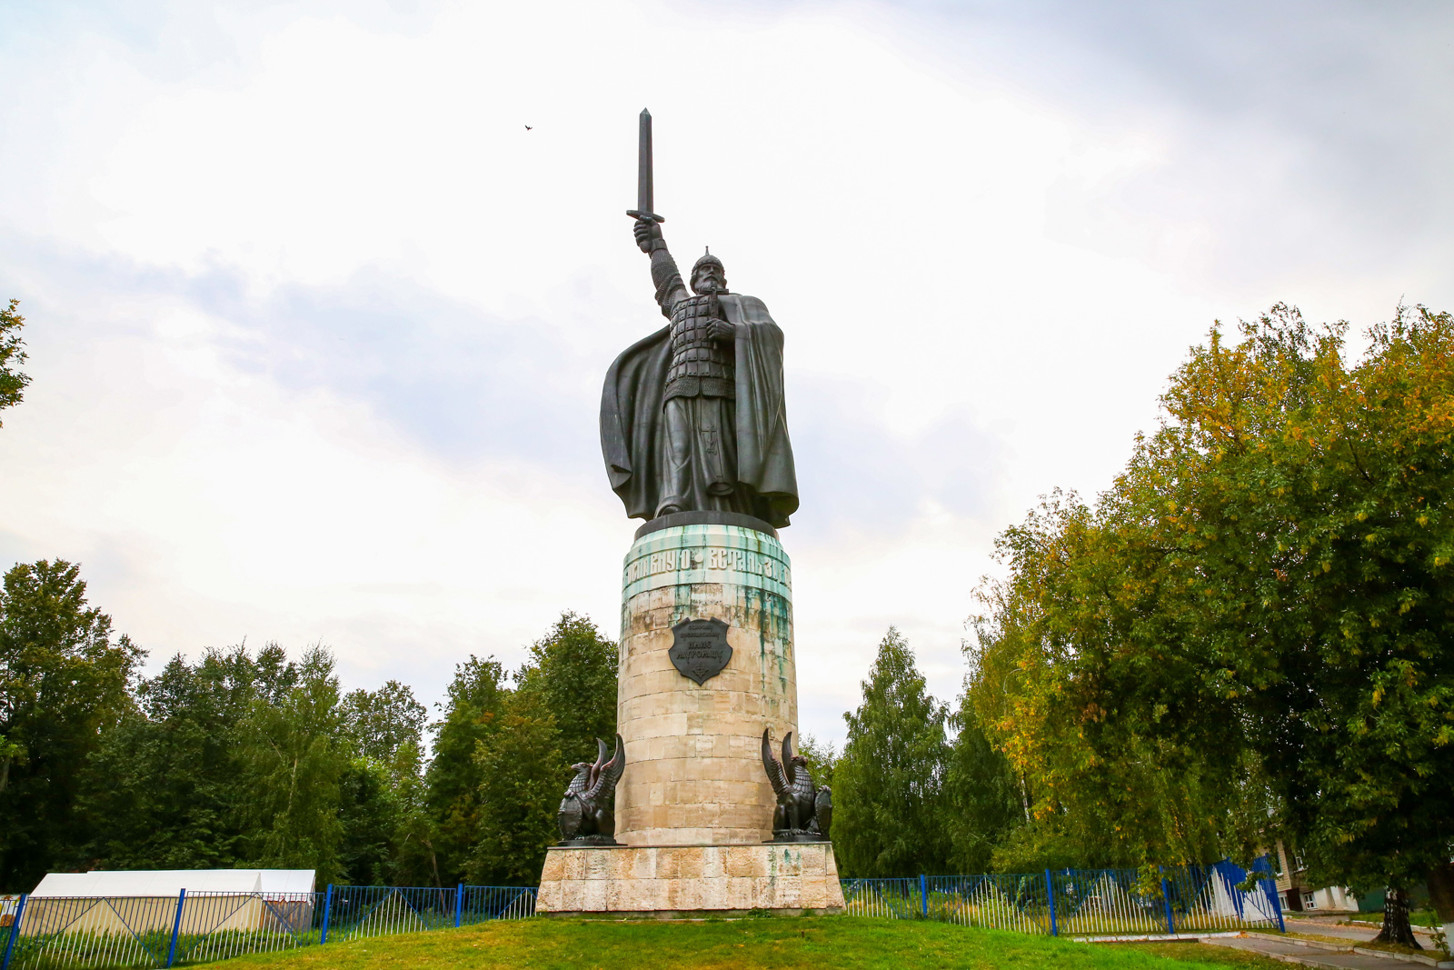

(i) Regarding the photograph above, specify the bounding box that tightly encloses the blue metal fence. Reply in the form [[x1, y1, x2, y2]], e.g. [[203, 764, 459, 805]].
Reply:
[[0, 884, 536, 970], [842, 858, 1285, 937], [0, 859, 1282, 969], [459, 885, 538, 925]]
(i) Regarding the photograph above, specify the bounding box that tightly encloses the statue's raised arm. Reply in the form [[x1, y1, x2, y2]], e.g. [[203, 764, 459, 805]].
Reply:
[[633, 219, 693, 319]]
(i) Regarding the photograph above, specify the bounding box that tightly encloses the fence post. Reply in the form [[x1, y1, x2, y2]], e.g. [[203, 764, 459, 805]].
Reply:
[[165, 888, 187, 968], [454, 884, 464, 928], [320, 885, 334, 944], [1160, 871, 1175, 935], [2, 894, 27, 970], [1258, 860, 1286, 934], [1045, 870, 1058, 936], [919, 875, 928, 918]]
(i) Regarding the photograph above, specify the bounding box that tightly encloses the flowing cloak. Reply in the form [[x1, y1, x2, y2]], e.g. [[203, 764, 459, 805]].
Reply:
[[600, 293, 798, 528]]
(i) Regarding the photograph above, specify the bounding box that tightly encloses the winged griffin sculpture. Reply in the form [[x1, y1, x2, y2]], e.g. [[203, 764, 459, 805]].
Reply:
[[557, 734, 626, 846], [761, 728, 832, 843]]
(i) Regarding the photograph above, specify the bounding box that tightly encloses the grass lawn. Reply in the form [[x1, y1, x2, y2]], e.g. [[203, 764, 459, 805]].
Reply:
[[189, 917, 1287, 970]]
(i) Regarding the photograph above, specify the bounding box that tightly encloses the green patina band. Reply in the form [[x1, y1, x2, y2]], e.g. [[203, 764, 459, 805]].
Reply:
[[622, 524, 792, 602]]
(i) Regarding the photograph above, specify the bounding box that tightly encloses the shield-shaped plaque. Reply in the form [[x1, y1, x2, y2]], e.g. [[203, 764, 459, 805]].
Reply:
[[668, 618, 732, 686]]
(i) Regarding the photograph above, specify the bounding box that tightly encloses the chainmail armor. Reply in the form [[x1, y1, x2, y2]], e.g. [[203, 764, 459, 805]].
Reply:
[[665, 293, 734, 401]]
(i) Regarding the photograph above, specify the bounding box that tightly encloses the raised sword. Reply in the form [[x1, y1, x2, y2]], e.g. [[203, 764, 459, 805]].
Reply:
[[625, 108, 664, 224]]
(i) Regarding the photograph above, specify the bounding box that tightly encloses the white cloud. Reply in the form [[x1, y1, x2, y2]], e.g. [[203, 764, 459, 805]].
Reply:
[[0, 267, 625, 705]]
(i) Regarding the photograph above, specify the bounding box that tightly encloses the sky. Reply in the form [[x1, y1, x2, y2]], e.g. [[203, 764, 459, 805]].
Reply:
[[2, 0, 1452, 749]]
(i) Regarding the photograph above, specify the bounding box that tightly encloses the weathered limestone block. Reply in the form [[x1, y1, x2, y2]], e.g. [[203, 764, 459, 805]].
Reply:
[[537, 844, 845, 915], [616, 521, 796, 846]]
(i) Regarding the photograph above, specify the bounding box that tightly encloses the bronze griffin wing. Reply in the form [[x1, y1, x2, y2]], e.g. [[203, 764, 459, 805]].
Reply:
[[585, 733, 626, 805], [761, 728, 793, 800]]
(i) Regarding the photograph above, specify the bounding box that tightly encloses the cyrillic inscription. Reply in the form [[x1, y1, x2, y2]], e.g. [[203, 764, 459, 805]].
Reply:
[[626, 546, 788, 584]]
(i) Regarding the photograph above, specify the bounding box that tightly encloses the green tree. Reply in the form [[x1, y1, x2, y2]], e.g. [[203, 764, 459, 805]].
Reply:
[[833, 628, 950, 877], [0, 299, 29, 424], [941, 690, 1021, 874], [79, 647, 260, 871], [514, 611, 618, 764], [966, 493, 1268, 872], [385, 747, 437, 887], [337, 680, 428, 885], [235, 644, 347, 883], [0, 560, 141, 888], [974, 304, 1454, 943], [337, 756, 402, 885], [457, 612, 616, 884], [1130, 305, 1454, 944], [468, 689, 564, 885], [341, 680, 426, 764], [80, 644, 438, 887], [423, 654, 508, 885]]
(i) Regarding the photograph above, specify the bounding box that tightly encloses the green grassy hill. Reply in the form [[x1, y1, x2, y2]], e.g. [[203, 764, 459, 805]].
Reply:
[[191, 916, 1283, 970]]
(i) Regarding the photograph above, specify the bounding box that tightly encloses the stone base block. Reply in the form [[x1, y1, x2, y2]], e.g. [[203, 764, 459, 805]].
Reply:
[[536, 843, 845, 915]]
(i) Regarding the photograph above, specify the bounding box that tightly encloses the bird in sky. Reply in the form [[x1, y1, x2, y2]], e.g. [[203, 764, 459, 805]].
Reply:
[[524, 124, 533, 130]]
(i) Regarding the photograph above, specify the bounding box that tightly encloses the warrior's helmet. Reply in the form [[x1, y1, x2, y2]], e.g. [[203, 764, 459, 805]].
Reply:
[[691, 248, 726, 293]]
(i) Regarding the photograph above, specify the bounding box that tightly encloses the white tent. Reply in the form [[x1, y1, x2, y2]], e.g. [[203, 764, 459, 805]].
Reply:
[[23, 870, 317, 936], [30, 869, 315, 897]]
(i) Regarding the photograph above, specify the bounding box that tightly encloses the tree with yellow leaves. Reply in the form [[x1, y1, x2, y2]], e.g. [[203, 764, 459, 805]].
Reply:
[[972, 304, 1454, 946]]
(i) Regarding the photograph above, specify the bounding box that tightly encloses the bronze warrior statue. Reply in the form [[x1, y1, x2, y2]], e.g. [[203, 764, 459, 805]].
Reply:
[[600, 110, 798, 529]]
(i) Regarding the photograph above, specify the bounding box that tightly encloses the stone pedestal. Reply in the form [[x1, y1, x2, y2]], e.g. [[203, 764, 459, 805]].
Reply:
[[615, 514, 796, 846], [537, 843, 845, 916], [540, 512, 838, 916]]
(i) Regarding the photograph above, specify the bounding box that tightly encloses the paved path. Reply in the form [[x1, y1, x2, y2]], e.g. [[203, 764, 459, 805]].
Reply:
[[1285, 916, 1436, 948], [1200, 933, 1452, 970]]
